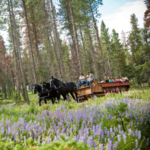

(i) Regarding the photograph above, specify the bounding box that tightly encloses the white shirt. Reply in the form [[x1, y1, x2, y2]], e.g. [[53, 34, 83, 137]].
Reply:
[[79, 76, 85, 81]]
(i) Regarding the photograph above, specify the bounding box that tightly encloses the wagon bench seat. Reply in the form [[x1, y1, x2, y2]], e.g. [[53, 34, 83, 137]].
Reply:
[[101, 82, 130, 88]]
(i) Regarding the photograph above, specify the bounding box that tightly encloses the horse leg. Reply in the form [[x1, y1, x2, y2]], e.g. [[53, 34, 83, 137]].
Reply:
[[51, 98, 55, 104], [70, 92, 75, 100], [39, 98, 42, 106], [62, 93, 67, 101], [74, 91, 78, 103], [44, 98, 47, 104], [57, 94, 60, 103]]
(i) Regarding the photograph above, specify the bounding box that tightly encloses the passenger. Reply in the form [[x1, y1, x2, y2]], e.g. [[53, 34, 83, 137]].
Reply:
[[115, 77, 123, 83], [124, 77, 129, 82], [104, 76, 109, 83], [86, 75, 91, 81], [109, 77, 112, 82], [86, 71, 94, 87], [77, 73, 86, 88], [111, 77, 115, 82], [122, 77, 125, 82]]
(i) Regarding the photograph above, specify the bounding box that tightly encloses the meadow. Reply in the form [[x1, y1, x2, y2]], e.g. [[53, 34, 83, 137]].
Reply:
[[0, 89, 150, 150]]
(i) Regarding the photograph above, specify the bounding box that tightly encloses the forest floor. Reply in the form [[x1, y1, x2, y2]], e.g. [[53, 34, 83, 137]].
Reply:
[[0, 88, 150, 149]]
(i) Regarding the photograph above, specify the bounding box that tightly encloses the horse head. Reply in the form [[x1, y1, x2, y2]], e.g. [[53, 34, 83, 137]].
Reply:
[[33, 84, 42, 94], [42, 82, 51, 93], [50, 77, 61, 89], [33, 84, 38, 94]]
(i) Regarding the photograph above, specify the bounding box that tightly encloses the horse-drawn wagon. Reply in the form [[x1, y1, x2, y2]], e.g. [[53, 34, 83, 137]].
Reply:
[[77, 79, 130, 101]]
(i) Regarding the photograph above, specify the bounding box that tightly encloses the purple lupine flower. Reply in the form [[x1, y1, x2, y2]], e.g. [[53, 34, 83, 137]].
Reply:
[[107, 131, 110, 138], [123, 134, 126, 143], [141, 117, 144, 123], [110, 128, 113, 133], [135, 139, 138, 147], [108, 139, 112, 150], [101, 130, 104, 140], [82, 134, 87, 142], [128, 128, 132, 135], [1, 126, 4, 135], [113, 142, 118, 149], [73, 136, 77, 140], [56, 130, 59, 137], [54, 136, 57, 141], [101, 144, 104, 150], [62, 128, 66, 133], [87, 136, 93, 148], [94, 140, 97, 148], [147, 138, 149, 146], [117, 134, 121, 141], [76, 134, 80, 141], [105, 128, 108, 134]]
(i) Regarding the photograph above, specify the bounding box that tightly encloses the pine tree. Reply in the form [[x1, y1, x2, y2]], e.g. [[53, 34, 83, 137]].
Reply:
[[100, 21, 112, 77], [110, 29, 125, 78], [128, 14, 143, 86]]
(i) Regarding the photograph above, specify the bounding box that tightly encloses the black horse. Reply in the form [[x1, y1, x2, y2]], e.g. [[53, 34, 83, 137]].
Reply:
[[42, 82, 60, 103], [49, 77, 78, 102], [33, 84, 55, 106]]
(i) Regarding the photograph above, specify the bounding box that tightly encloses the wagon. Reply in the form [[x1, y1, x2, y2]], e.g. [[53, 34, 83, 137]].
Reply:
[[77, 79, 130, 101]]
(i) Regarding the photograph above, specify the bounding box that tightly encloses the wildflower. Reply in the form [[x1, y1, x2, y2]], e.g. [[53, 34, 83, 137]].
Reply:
[[87, 136, 93, 148], [117, 134, 121, 141], [135, 139, 138, 147], [110, 128, 113, 133], [107, 131, 110, 138], [94, 140, 97, 149], [101, 130, 104, 140], [113, 142, 118, 149], [101, 144, 104, 150], [123, 134, 126, 143]]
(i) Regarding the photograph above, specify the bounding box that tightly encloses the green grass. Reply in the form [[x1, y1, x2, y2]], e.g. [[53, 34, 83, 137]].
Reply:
[[0, 88, 149, 124], [0, 89, 149, 150]]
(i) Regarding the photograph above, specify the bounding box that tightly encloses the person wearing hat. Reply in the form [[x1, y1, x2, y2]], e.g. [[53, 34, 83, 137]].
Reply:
[[86, 71, 94, 87], [77, 73, 86, 88]]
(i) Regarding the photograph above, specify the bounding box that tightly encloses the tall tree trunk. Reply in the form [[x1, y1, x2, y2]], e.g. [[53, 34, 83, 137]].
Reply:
[[30, 6, 41, 69], [32, 22, 41, 66], [106, 52, 112, 77], [69, 39, 76, 81], [85, 21, 99, 79], [2, 78, 7, 99], [89, 0, 108, 77], [68, 0, 82, 75], [22, 0, 37, 83], [79, 24, 88, 72], [10, 0, 30, 105], [8, 0, 21, 100], [49, 0, 66, 81], [42, 0, 56, 77]]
